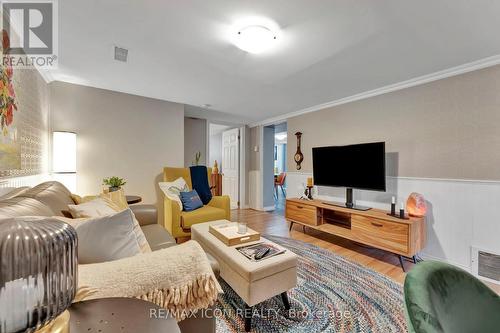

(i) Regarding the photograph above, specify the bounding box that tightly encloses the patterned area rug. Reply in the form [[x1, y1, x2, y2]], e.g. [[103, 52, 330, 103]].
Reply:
[[216, 235, 407, 333]]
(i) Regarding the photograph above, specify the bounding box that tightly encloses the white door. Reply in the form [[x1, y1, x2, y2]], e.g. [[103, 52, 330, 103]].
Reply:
[[222, 128, 239, 209]]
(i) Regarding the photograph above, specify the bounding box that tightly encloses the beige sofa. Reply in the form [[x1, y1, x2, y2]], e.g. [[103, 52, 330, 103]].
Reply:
[[0, 181, 218, 333]]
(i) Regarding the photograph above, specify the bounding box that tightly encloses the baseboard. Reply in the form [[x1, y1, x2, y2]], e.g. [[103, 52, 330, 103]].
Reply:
[[251, 206, 276, 212], [418, 252, 471, 272]]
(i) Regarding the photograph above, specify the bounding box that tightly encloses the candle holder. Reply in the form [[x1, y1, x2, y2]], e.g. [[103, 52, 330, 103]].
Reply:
[[306, 186, 314, 200], [387, 211, 409, 220], [391, 203, 396, 216]]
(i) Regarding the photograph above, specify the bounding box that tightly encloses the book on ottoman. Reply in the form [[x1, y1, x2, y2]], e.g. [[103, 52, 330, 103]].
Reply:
[[237, 243, 286, 262]]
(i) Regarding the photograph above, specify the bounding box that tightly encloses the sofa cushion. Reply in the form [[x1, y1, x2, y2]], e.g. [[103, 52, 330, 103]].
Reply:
[[67, 198, 117, 218], [65, 209, 142, 264], [180, 205, 226, 230], [0, 186, 30, 200], [130, 204, 158, 226], [141, 224, 176, 251], [0, 196, 54, 218], [17, 181, 74, 216], [68, 198, 152, 254]]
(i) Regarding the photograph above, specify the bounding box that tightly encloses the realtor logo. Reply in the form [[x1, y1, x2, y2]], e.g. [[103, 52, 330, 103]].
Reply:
[[1, 0, 57, 68]]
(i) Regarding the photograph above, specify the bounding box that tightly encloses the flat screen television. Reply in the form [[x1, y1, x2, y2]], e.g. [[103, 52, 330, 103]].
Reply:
[[312, 142, 386, 210]]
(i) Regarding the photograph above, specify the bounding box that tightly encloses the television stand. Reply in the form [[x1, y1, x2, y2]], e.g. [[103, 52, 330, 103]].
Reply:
[[285, 198, 426, 271], [322, 201, 372, 211], [338, 188, 372, 211]]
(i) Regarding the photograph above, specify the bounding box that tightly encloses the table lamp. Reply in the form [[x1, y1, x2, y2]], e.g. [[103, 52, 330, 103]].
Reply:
[[0, 217, 78, 333]]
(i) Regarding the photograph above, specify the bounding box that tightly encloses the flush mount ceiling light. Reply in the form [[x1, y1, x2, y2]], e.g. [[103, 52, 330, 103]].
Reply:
[[231, 18, 280, 54]]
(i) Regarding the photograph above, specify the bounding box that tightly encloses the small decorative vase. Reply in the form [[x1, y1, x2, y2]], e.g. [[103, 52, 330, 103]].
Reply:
[[109, 186, 120, 192], [213, 160, 219, 174], [0, 217, 77, 332]]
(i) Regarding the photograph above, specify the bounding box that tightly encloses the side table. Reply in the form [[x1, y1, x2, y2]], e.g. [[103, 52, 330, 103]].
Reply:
[[125, 195, 142, 205], [69, 297, 179, 333]]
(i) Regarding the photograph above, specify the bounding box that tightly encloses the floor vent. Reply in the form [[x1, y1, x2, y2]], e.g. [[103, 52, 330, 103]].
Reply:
[[471, 247, 500, 284]]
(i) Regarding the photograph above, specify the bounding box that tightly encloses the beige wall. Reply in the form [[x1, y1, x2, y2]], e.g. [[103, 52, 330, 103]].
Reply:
[[184, 117, 207, 167], [249, 126, 260, 171], [49, 81, 184, 204], [287, 64, 500, 181]]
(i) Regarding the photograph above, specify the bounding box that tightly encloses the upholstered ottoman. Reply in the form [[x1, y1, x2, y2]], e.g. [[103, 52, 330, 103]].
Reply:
[[191, 220, 297, 331]]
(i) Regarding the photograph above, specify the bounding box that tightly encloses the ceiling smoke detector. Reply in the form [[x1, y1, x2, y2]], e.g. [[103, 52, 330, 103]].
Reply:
[[114, 46, 128, 62]]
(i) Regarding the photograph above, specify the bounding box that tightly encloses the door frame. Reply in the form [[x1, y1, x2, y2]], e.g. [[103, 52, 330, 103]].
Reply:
[[207, 122, 249, 210]]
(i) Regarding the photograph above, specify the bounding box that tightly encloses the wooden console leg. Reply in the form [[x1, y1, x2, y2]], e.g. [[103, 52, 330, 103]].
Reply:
[[281, 292, 291, 310], [244, 304, 252, 332], [398, 255, 406, 272], [289, 221, 294, 231]]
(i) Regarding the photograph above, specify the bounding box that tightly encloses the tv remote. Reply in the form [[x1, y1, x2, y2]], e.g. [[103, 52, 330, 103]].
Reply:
[[254, 248, 271, 260]]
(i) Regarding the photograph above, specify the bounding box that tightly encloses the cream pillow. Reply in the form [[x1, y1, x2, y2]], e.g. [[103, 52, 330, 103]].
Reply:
[[63, 209, 142, 264], [159, 177, 189, 210], [67, 198, 151, 253], [67, 198, 117, 218]]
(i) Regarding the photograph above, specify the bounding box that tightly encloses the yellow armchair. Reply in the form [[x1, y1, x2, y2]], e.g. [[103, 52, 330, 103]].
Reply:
[[163, 167, 230, 240]]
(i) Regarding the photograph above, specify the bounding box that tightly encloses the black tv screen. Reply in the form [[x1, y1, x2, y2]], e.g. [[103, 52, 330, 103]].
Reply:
[[312, 142, 386, 191]]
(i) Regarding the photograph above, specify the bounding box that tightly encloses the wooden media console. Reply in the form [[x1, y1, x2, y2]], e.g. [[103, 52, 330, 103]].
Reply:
[[285, 198, 426, 271]]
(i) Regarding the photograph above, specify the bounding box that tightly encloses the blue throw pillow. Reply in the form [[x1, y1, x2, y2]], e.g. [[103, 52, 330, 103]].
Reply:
[[179, 190, 204, 212]]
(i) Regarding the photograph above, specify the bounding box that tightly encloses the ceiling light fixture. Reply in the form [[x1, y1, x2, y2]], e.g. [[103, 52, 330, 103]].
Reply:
[[231, 18, 280, 54]]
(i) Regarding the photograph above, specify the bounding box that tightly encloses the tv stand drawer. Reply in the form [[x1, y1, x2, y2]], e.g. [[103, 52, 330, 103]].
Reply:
[[352, 216, 409, 254], [286, 201, 318, 226]]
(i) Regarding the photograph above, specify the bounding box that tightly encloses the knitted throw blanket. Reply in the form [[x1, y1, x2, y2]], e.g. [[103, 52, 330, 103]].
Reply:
[[77, 240, 221, 320]]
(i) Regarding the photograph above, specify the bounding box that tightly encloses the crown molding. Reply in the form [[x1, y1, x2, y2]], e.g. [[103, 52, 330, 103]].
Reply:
[[34, 65, 54, 83], [249, 54, 500, 128]]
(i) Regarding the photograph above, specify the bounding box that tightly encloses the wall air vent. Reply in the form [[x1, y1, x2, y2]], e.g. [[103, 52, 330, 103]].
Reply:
[[114, 46, 128, 62], [471, 247, 500, 284]]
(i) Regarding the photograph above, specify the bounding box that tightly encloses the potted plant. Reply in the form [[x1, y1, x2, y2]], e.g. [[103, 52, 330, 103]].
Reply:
[[102, 176, 126, 192], [193, 151, 201, 166]]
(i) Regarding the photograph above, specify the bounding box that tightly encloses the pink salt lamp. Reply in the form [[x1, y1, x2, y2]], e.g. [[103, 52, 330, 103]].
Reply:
[[406, 192, 427, 217]]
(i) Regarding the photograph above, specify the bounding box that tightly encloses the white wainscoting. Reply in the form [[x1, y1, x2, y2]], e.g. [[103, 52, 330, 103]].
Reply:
[[287, 172, 500, 273], [0, 174, 51, 189]]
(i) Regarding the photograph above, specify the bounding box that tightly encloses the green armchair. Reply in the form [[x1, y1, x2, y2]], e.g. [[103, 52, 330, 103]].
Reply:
[[404, 260, 500, 333]]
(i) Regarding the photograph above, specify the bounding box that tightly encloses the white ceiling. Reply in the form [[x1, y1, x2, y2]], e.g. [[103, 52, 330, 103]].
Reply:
[[49, 0, 500, 123]]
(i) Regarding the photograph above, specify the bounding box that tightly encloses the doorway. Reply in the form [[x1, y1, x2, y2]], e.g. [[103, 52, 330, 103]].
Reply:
[[208, 123, 241, 210], [274, 123, 287, 214], [261, 122, 287, 215]]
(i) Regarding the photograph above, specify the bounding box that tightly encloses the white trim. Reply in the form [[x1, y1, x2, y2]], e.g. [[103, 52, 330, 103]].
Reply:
[[35, 66, 54, 83], [286, 171, 500, 185], [258, 126, 264, 210], [249, 54, 500, 127], [418, 252, 471, 273], [239, 126, 246, 208]]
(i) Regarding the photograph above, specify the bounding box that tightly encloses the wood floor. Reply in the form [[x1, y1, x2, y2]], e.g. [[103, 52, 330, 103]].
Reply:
[[230, 208, 500, 294]]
